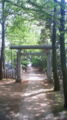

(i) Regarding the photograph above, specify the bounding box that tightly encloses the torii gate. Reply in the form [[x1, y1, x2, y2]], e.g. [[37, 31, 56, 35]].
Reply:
[[10, 45, 52, 82]]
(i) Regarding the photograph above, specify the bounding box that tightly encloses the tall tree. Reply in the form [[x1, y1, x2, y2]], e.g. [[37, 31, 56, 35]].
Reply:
[[52, 0, 60, 91], [1, 0, 5, 68], [59, 0, 67, 108], [0, 0, 5, 80]]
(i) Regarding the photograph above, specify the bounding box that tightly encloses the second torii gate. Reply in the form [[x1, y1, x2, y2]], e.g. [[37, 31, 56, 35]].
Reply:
[[10, 45, 52, 82]]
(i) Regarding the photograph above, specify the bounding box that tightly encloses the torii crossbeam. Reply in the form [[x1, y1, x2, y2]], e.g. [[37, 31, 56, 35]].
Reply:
[[10, 45, 52, 50]]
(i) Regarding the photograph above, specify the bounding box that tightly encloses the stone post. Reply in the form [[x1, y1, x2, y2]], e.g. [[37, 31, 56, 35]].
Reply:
[[47, 50, 52, 82], [16, 50, 21, 82]]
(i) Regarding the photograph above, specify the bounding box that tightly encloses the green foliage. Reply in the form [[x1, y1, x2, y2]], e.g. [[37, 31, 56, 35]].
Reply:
[[6, 16, 40, 46], [39, 27, 51, 45], [21, 59, 29, 66], [1, 0, 66, 70], [31, 56, 47, 70], [5, 48, 16, 64]]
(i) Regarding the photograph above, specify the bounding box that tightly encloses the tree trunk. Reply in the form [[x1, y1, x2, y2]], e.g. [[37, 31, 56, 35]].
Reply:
[[59, 0, 67, 108], [52, 0, 60, 91], [0, 0, 5, 80], [1, 0, 5, 69], [0, 57, 3, 80]]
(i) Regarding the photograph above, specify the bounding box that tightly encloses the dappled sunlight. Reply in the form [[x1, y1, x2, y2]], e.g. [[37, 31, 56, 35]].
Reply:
[[0, 67, 67, 120], [22, 88, 53, 98], [22, 73, 47, 81], [22, 66, 47, 81]]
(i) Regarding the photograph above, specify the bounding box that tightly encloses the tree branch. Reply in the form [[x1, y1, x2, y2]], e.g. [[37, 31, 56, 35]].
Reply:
[[5, 0, 51, 18]]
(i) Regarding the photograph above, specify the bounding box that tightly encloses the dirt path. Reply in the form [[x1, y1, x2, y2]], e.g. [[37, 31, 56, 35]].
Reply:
[[0, 66, 67, 120], [19, 66, 53, 120]]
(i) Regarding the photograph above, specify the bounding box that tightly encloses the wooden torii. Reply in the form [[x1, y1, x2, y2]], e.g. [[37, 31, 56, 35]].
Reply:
[[10, 45, 52, 82]]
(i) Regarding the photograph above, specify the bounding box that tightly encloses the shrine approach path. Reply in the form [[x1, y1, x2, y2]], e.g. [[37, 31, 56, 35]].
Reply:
[[0, 66, 67, 120]]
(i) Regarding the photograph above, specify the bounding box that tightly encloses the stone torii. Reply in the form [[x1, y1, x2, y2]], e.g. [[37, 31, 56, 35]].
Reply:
[[10, 45, 52, 82]]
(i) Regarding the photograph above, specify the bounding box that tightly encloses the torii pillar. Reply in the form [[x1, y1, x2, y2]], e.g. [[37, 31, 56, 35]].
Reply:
[[16, 50, 22, 82], [47, 50, 52, 82]]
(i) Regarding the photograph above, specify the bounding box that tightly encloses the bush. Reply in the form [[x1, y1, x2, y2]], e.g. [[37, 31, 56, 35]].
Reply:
[[21, 60, 29, 66], [31, 56, 47, 71]]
